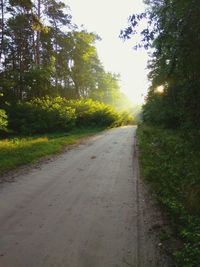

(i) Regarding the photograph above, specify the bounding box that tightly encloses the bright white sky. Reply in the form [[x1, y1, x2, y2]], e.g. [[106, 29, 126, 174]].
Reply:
[[65, 0, 149, 104]]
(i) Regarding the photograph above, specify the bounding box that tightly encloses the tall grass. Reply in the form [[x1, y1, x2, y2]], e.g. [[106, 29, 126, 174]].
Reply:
[[137, 124, 200, 267], [0, 127, 104, 174]]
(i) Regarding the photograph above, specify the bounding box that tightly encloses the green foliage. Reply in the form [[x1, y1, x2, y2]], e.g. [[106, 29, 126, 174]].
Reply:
[[0, 127, 104, 174], [66, 99, 120, 127], [123, 3, 200, 264], [0, 109, 8, 132], [67, 99, 136, 127], [122, 0, 200, 130], [6, 97, 76, 134], [0, 0, 124, 106], [142, 90, 180, 128], [0, 96, 134, 172], [0, 0, 130, 120], [137, 125, 200, 266], [4, 97, 133, 135], [116, 110, 135, 126]]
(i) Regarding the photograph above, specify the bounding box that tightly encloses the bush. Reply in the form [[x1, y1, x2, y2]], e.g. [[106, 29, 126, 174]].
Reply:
[[117, 110, 135, 126], [66, 99, 120, 127], [0, 109, 8, 134], [5, 97, 135, 135], [6, 97, 76, 134]]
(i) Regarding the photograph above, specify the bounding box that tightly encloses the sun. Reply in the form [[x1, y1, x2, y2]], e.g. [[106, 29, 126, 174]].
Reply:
[[156, 85, 164, 94]]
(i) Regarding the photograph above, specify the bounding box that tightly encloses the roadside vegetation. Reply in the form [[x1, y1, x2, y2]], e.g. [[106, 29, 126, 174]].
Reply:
[[138, 125, 200, 266], [0, 127, 105, 175], [0, 97, 134, 174], [0, 0, 136, 174], [4, 97, 134, 135], [122, 0, 200, 266]]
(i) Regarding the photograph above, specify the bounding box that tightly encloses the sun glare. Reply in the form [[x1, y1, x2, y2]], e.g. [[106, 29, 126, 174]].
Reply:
[[156, 85, 164, 94], [65, 0, 149, 104]]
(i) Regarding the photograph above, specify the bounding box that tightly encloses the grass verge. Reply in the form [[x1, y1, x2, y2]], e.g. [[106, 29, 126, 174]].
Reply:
[[137, 124, 200, 267], [0, 127, 105, 175]]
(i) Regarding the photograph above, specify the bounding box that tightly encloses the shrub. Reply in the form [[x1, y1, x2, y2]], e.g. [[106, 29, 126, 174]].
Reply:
[[117, 110, 135, 126], [0, 109, 8, 134], [66, 99, 120, 127], [5, 97, 135, 135], [6, 97, 76, 134]]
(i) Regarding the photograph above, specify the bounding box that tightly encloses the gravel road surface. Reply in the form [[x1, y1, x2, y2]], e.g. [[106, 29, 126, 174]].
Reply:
[[0, 126, 171, 267]]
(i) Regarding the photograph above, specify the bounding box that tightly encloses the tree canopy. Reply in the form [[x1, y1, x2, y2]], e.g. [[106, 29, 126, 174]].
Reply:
[[121, 0, 200, 129], [0, 0, 125, 107]]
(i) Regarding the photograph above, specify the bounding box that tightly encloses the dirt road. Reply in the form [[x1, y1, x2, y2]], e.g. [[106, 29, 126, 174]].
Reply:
[[0, 126, 170, 267]]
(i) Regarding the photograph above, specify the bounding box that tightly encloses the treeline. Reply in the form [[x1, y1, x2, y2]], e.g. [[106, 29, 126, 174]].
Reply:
[[0, 0, 133, 135], [0, 0, 121, 102], [122, 0, 200, 266], [122, 0, 200, 130]]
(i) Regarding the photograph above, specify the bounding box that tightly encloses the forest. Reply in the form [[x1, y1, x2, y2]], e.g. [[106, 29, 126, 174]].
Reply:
[[0, 0, 135, 136], [1, 0, 200, 266], [122, 0, 200, 266]]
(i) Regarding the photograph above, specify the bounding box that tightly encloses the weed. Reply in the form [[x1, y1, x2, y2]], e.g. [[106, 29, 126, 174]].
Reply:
[[0, 127, 105, 174], [137, 124, 200, 267]]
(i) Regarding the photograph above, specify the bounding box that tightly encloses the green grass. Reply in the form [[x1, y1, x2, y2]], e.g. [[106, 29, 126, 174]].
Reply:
[[0, 127, 105, 174], [137, 124, 200, 267]]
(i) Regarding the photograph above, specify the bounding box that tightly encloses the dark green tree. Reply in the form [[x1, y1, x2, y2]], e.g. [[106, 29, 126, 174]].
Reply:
[[121, 0, 200, 129]]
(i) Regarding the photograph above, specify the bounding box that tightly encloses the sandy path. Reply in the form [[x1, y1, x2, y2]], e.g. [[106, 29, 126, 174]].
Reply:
[[0, 126, 171, 267]]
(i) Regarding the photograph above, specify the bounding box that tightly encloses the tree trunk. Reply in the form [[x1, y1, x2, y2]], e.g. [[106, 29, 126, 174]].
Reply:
[[0, 0, 4, 63], [36, 0, 41, 65]]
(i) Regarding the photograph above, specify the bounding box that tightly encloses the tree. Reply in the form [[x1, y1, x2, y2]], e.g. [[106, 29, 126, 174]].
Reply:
[[0, 0, 124, 109], [67, 30, 101, 98], [0, 0, 73, 102], [121, 0, 200, 129], [1, 0, 34, 100]]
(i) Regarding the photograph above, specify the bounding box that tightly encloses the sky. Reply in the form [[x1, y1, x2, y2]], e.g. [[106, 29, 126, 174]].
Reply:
[[65, 0, 149, 104]]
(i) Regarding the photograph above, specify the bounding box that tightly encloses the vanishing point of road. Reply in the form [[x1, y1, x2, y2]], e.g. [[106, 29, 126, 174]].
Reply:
[[0, 126, 170, 267]]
